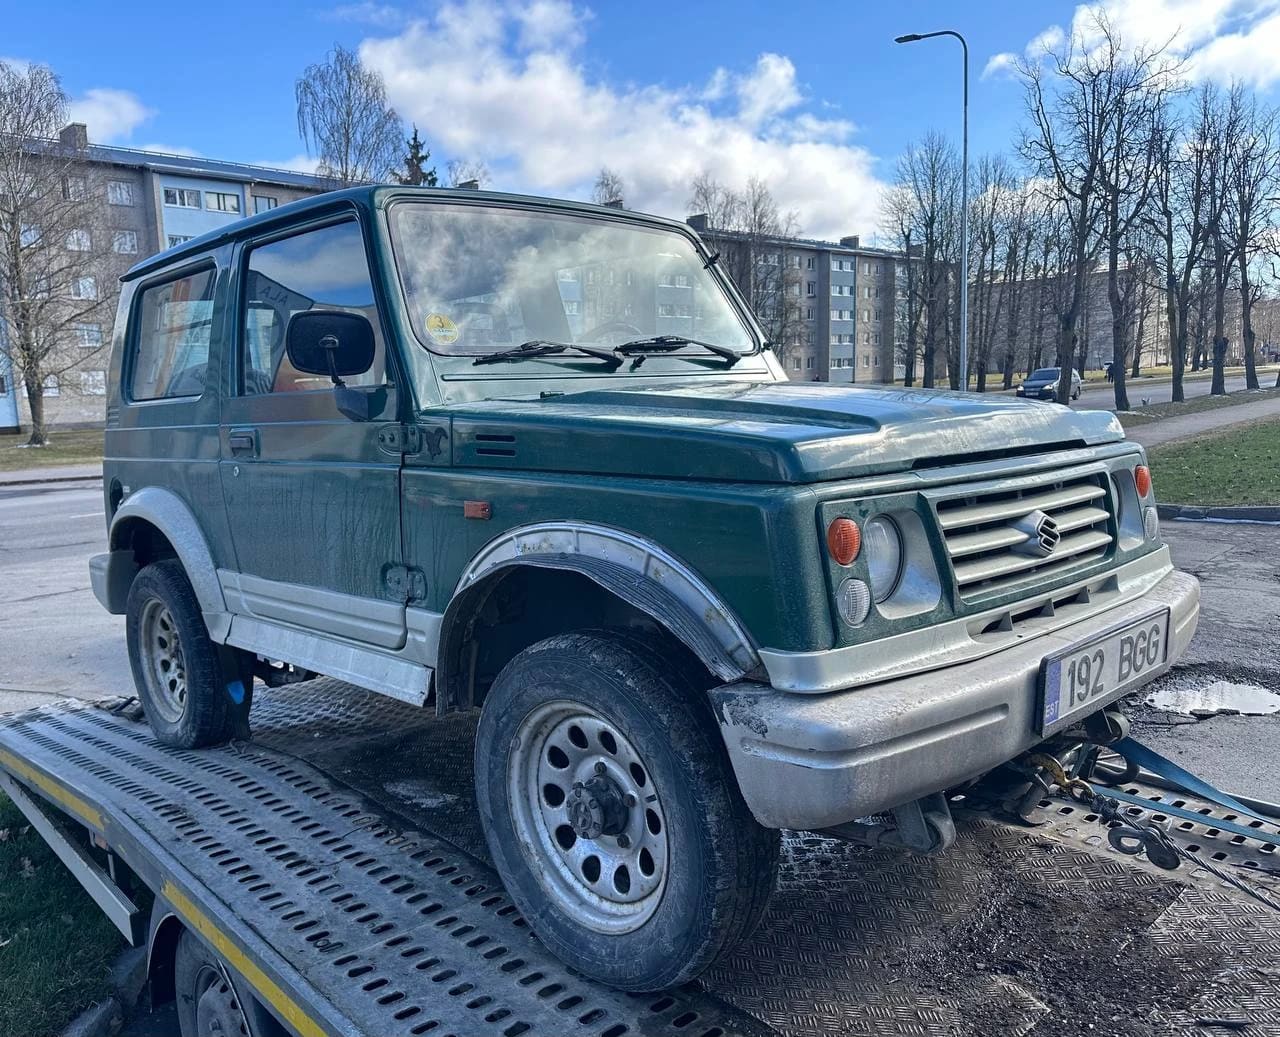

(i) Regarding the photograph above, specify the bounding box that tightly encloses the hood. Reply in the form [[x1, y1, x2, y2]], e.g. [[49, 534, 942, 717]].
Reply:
[[441, 380, 1126, 484]]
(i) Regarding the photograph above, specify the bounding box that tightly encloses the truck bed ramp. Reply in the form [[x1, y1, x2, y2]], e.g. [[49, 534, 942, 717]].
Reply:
[[2, 682, 1279, 1037]]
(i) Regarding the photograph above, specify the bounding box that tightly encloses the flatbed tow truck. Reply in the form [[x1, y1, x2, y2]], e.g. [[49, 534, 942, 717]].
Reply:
[[2, 678, 1278, 1037]]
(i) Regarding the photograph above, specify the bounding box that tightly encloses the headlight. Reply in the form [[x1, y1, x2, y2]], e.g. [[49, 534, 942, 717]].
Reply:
[[864, 516, 904, 603]]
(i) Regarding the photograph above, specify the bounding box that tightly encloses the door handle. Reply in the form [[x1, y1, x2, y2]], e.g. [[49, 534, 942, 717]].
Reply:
[[228, 428, 258, 455]]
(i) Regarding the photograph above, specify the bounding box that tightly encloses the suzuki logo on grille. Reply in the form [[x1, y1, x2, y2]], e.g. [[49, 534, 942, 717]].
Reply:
[[1011, 509, 1061, 558]]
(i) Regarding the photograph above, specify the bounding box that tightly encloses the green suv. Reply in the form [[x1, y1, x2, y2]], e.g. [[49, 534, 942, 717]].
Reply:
[[91, 186, 1199, 991]]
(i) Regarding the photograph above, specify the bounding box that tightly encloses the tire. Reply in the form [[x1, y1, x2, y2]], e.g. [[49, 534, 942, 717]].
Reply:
[[174, 930, 281, 1037], [474, 630, 780, 991], [126, 559, 241, 748]]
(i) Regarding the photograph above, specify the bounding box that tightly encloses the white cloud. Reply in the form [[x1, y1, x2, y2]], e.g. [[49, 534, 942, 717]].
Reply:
[[1005, 0, 1280, 89], [67, 87, 152, 143], [359, 0, 884, 240], [326, 2, 408, 28], [981, 52, 1018, 80], [253, 153, 324, 174]]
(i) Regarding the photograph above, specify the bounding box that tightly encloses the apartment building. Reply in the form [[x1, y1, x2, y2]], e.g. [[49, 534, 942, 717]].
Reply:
[[0, 124, 333, 432], [685, 215, 914, 384]]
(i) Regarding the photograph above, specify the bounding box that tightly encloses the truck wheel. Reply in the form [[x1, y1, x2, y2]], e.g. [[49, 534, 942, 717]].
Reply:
[[474, 630, 780, 991], [174, 930, 281, 1037], [126, 559, 240, 748]]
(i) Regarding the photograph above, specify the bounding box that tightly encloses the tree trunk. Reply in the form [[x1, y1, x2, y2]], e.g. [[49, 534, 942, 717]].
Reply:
[[1106, 223, 1130, 412], [1211, 252, 1227, 396], [1239, 253, 1259, 392], [23, 373, 48, 447]]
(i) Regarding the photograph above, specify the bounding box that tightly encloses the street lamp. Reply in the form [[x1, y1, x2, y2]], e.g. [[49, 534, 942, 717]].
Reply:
[[895, 29, 969, 391]]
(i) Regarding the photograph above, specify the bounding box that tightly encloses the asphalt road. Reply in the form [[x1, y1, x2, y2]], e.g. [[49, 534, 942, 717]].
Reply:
[[1073, 369, 1274, 407], [1, 482, 1277, 800]]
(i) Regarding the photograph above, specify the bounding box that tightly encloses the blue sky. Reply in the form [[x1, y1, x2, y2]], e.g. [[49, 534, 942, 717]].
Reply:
[[7, 1, 1280, 240]]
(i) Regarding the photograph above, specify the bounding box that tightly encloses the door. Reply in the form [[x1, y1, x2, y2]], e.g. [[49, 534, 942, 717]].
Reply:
[[219, 216, 406, 650]]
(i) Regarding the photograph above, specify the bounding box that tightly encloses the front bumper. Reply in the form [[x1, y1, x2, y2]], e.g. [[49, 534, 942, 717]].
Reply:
[[711, 565, 1199, 830]]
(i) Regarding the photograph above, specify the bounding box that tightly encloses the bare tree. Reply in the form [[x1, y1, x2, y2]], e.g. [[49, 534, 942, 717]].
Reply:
[[590, 167, 625, 207], [445, 158, 491, 188], [1020, 12, 1168, 407], [0, 62, 112, 445], [685, 174, 803, 366], [996, 182, 1037, 388], [967, 155, 1014, 391], [895, 133, 961, 388], [1225, 87, 1279, 391], [882, 184, 925, 386], [1204, 89, 1242, 396], [296, 44, 402, 186]]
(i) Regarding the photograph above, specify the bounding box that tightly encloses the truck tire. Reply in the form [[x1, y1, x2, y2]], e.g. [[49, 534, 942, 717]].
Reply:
[[474, 630, 780, 991], [126, 559, 241, 748], [173, 930, 282, 1037]]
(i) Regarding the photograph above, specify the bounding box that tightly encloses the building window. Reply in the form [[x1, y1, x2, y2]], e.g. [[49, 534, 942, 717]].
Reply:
[[113, 230, 138, 254], [65, 228, 91, 251], [863, 355, 871, 367], [805, 356, 813, 370], [107, 180, 134, 206], [874, 308, 882, 321], [62, 175, 86, 201], [206, 191, 241, 214], [163, 187, 201, 208], [70, 276, 97, 300], [73, 322, 103, 348], [806, 256, 816, 269], [805, 307, 814, 320], [806, 281, 816, 296], [42, 374, 60, 396], [80, 370, 106, 395], [20, 224, 41, 247], [862, 309, 870, 322], [253, 195, 278, 214], [563, 300, 581, 315], [167, 235, 193, 248], [791, 357, 801, 371]]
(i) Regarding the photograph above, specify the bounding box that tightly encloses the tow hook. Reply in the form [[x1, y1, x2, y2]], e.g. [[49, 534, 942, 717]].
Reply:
[[820, 792, 956, 855]]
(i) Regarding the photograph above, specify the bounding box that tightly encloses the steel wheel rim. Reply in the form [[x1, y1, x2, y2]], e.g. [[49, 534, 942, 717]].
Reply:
[[508, 699, 669, 934], [139, 598, 187, 724], [193, 963, 250, 1037]]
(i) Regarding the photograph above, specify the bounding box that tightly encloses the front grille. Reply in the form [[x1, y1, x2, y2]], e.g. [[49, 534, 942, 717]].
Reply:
[[936, 471, 1114, 599]]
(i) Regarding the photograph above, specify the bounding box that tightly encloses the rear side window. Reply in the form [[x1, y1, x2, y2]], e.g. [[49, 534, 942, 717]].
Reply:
[[130, 267, 217, 401]]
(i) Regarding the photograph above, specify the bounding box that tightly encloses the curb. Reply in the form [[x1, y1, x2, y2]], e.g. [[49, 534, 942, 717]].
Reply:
[[0, 472, 102, 488], [59, 946, 145, 1037], [1158, 503, 1280, 522]]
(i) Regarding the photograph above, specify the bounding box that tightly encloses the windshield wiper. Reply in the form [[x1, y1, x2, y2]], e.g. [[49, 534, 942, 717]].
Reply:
[[613, 335, 741, 365], [473, 340, 621, 369]]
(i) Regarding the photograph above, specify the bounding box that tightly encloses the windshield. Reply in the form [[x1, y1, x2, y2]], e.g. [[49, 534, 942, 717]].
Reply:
[[1030, 368, 1059, 380], [388, 203, 756, 357]]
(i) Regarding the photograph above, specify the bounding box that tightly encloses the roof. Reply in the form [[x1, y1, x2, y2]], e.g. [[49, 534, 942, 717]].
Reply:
[[123, 185, 701, 281], [81, 142, 333, 190], [693, 225, 911, 260]]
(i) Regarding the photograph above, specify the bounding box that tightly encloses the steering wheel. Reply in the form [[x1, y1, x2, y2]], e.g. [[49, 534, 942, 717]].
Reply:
[[578, 320, 644, 343]]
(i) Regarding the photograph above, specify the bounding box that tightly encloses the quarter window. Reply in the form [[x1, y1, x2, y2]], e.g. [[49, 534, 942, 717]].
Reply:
[[130, 266, 217, 400], [240, 220, 386, 395]]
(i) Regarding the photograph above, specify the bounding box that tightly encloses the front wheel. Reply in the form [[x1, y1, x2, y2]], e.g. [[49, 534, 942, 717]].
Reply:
[[474, 631, 779, 991]]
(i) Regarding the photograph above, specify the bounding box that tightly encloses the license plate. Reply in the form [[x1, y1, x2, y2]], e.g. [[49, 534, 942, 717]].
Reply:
[[1038, 610, 1170, 735]]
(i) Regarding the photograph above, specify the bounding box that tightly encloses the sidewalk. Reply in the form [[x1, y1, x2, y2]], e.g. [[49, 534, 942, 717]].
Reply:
[[0, 462, 102, 487], [1124, 392, 1280, 448]]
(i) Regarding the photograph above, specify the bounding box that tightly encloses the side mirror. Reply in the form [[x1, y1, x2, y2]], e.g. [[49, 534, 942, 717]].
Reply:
[[285, 310, 375, 382]]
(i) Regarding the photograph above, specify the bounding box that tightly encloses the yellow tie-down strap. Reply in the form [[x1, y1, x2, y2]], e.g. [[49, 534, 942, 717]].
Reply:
[[0, 747, 103, 830], [161, 881, 328, 1037]]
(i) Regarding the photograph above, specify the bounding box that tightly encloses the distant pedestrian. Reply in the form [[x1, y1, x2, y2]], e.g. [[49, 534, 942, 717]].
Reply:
[[1104, 361, 1114, 383]]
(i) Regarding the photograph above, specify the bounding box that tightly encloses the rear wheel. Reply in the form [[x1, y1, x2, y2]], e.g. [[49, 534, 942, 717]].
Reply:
[[474, 630, 779, 991], [126, 559, 247, 748], [174, 930, 282, 1037]]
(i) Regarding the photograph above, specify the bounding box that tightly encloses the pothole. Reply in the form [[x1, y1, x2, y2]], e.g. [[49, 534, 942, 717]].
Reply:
[[1144, 680, 1280, 717]]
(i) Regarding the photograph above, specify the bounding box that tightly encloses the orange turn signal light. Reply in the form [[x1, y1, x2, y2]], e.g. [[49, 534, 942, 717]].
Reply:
[[827, 518, 861, 566], [1135, 465, 1152, 498]]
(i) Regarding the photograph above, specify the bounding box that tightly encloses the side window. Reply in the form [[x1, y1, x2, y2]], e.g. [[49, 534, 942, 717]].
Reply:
[[130, 267, 217, 401], [240, 220, 386, 395]]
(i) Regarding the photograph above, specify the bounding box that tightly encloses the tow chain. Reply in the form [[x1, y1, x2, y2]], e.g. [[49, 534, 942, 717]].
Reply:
[[1027, 752, 1280, 914]]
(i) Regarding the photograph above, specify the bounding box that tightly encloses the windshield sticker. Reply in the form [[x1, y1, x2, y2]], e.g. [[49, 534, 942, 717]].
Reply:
[[424, 313, 459, 346]]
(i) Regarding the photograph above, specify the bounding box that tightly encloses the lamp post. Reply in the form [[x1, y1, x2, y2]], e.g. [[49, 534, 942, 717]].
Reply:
[[895, 29, 969, 391]]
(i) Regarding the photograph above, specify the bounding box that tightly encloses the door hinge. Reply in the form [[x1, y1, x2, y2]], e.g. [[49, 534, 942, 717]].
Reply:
[[377, 423, 423, 455], [383, 564, 427, 604]]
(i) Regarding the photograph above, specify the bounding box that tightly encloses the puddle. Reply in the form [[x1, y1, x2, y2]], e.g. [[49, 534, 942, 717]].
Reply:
[[1144, 680, 1280, 717], [383, 779, 460, 810]]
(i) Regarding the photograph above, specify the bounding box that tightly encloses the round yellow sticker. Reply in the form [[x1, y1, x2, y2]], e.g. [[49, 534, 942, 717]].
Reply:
[[424, 313, 459, 345]]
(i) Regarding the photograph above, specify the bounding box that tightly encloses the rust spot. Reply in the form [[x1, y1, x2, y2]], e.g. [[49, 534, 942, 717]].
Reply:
[[463, 500, 492, 520]]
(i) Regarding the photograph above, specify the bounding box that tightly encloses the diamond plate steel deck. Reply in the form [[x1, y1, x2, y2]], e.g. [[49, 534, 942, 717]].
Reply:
[[4, 680, 1280, 1037]]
